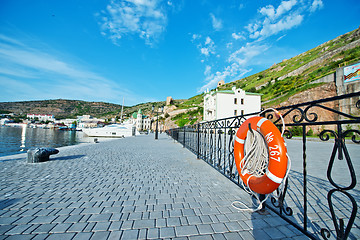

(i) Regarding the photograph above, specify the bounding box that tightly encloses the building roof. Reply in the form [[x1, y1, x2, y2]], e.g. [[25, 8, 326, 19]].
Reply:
[[207, 89, 262, 96]]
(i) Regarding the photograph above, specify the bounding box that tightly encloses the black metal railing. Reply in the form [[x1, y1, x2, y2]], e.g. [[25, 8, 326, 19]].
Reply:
[[167, 92, 360, 240]]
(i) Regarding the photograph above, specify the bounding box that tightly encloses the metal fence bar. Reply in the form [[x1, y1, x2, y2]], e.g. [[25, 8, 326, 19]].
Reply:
[[166, 92, 360, 240]]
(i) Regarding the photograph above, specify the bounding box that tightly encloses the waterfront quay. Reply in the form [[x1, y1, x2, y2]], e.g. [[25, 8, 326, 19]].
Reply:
[[0, 134, 345, 240]]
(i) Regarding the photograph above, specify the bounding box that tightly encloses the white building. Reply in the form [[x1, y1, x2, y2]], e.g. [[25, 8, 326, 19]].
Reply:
[[27, 114, 55, 122], [130, 109, 151, 131], [77, 115, 104, 128], [203, 87, 261, 121]]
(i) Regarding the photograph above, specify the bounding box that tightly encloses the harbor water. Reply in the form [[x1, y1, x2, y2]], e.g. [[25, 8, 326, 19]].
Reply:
[[0, 125, 90, 157]]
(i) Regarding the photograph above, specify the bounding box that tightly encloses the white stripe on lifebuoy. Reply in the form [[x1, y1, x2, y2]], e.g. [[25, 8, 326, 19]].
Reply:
[[256, 118, 267, 128], [235, 136, 245, 144], [266, 170, 283, 184]]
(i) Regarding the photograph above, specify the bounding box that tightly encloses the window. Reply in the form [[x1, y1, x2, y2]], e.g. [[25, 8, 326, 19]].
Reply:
[[241, 98, 244, 104], [234, 110, 237, 116], [241, 110, 244, 115], [234, 98, 237, 104]]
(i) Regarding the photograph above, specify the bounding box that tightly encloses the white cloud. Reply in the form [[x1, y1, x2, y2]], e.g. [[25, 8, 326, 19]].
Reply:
[[247, 0, 305, 40], [194, 36, 216, 57], [232, 32, 245, 40], [0, 35, 138, 104], [198, 63, 252, 93], [210, 13, 223, 31], [98, 0, 169, 46], [228, 42, 269, 65], [310, 0, 324, 12]]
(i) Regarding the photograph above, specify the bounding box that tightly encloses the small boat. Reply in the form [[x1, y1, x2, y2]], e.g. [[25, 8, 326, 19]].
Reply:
[[82, 123, 137, 138]]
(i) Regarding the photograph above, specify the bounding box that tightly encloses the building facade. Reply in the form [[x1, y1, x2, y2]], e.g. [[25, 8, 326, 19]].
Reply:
[[203, 87, 261, 121], [131, 109, 151, 131], [27, 114, 55, 122]]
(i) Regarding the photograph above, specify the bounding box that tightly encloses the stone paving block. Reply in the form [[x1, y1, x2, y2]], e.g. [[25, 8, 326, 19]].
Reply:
[[223, 232, 243, 240], [4, 224, 31, 235], [31, 223, 56, 234], [120, 220, 134, 230], [51, 215, 68, 223], [264, 227, 287, 239], [49, 223, 72, 233], [224, 221, 243, 232], [28, 215, 57, 224], [80, 207, 103, 215], [156, 218, 166, 228], [63, 214, 84, 223], [212, 233, 227, 240], [108, 230, 122, 240], [167, 217, 181, 227], [127, 212, 142, 220], [121, 229, 139, 239], [252, 229, 271, 239], [133, 219, 155, 229], [211, 223, 228, 233], [182, 208, 196, 216], [238, 230, 255, 240], [5, 234, 35, 240], [0, 216, 19, 225], [87, 213, 112, 222], [197, 224, 214, 235], [176, 225, 199, 237], [72, 232, 93, 240], [10, 216, 35, 225], [160, 226, 176, 238], [46, 232, 76, 240], [22, 224, 41, 234], [92, 221, 111, 232], [147, 227, 159, 239], [31, 233, 52, 240], [138, 228, 147, 239], [66, 222, 88, 232], [69, 208, 85, 215], [200, 215, 213, 224], [102, 206, 123, 214], [90, 231, 109, 239]]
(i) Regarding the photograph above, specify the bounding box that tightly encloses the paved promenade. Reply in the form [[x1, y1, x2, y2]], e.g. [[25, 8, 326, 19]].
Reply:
[[1, 134, 312, 239]]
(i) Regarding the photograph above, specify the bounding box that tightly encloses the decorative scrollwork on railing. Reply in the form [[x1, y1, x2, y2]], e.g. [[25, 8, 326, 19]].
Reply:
[[320, 189, 358, 240], [270, 178, 293, 216], [319, 128, 357, 190], [283, 129, 293, 139], [303, 104, 318, 122], [343, 129, 360, 144], [227, 129, 236, 179], [217, 130, 222, 169]]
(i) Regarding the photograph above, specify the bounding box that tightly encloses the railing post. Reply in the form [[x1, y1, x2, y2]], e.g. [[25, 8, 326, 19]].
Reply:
[[183, 127, 186, 148], [197, 124, 200, 159]]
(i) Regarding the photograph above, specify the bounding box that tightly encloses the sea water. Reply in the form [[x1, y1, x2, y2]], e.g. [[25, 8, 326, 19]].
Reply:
[[0, 125, 88, 157]]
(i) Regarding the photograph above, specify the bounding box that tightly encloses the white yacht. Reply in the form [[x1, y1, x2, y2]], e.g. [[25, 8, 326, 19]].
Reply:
[[82, 123, 137, 138]]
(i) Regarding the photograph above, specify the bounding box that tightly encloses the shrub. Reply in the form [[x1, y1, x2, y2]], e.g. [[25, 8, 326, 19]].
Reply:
[[306, 128, 314, 136], [289, 126, 302, 136]]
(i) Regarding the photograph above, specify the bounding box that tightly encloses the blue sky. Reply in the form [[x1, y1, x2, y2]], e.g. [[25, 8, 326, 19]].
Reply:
[[0, 0, 359, 106]]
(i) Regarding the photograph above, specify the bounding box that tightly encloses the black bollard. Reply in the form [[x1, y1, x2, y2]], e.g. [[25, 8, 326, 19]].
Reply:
[[27, 148, 59, 163]]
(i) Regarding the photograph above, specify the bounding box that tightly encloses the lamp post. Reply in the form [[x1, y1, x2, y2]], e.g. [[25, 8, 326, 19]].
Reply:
[[152, 105, 164, 140]]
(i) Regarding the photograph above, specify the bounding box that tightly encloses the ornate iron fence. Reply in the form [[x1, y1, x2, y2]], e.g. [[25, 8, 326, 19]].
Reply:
[[167, 92, 360, 240]]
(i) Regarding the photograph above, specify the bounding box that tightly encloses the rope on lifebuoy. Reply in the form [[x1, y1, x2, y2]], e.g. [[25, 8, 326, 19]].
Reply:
[[232, 108, 291, 212]]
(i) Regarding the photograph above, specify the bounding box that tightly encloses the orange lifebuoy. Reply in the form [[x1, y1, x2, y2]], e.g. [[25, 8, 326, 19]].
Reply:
[[234, 116, 288, 195]]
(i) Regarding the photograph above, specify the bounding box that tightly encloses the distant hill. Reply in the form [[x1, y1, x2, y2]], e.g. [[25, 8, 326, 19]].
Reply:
[[1, 28, 359, 126], [0, 99, 126, 119]]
